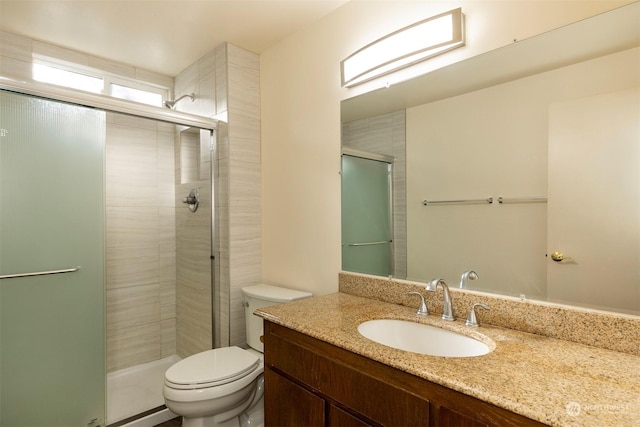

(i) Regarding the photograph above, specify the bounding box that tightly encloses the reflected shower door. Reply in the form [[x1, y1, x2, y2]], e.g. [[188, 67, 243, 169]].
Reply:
[[341, 154, 392, 276], [0, 91, 106, 426]]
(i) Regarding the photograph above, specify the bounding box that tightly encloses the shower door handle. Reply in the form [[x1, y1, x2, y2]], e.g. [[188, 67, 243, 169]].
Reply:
[[0, 266, 80, 279], [348, 241, 390, 247]]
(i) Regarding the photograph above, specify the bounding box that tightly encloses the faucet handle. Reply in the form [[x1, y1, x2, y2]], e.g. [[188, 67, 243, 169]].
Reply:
[[408, 291, 429, 316], [465, 303, 490, 327], [459, 270, 479, 289]]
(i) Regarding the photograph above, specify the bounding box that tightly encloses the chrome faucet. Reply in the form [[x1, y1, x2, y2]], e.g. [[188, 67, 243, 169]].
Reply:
[[426, 279, 454, 321], [459, 270, 478, 289], [408, 291, 429, 315], [465, 303, 490, 327]]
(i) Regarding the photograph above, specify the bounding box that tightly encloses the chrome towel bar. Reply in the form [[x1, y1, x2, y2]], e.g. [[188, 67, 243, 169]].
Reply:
[[498, 196, 547, 204], [0, 266, 80, 280], [422, 197, 493, 206]]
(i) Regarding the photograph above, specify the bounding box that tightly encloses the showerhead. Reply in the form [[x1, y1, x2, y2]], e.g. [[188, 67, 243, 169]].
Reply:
[[164, 93, 195, 109]]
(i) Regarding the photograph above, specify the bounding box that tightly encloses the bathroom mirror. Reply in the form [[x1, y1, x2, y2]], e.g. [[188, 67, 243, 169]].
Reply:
[[341, 2, 640, 315]]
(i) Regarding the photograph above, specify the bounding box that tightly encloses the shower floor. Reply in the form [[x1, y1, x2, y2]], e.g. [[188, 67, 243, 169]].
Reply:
[[107, 355, 180, 426]]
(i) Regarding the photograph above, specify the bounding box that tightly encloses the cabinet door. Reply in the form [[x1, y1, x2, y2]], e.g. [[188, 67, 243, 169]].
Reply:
[[328, 404, 374, 427], [264, 367, 325, 427], [436, 405, 489, 427]]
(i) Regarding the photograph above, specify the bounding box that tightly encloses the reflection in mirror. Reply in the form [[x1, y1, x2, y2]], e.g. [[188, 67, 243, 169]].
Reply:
[[341, 3, 640, 315]]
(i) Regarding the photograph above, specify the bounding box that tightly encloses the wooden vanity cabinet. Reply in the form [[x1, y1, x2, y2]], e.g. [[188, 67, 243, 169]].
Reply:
[[263, 321, 545, 427]]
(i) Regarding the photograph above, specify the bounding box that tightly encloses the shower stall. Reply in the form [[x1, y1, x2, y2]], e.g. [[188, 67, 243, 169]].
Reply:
[[0, 84, 221, 426]]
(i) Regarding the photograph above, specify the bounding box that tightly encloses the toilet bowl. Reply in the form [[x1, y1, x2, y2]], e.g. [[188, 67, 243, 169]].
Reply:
[[164, 346, 264, 427], [163, 284, 312, 427]]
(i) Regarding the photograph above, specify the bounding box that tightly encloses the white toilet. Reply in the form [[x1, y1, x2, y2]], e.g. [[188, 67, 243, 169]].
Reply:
[[163, 284, 312, 427]]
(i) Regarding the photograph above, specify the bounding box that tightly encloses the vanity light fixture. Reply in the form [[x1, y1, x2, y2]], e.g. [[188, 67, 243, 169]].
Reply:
[[341, 7, 464, 88]]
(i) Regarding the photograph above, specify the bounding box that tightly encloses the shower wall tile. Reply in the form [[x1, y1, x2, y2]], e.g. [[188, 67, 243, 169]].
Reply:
[[159, 208, 176, 245], [161, 281, 176, 320], [175, 178, 212, 357], [105, 116, 177, 373], [226, 45, 262, 347], [172, 43, 260, 353], [106, 207, 159, 248], [161, 318, 176, 358], [215, 44, 228, 117], [88, 56, 136, 79], [0, 56, 31, 81], [0, 31, 31, 61], [199, 72, 217, 119], [107, 323, 161, 372], [159, 243, 176, 283], [135, 68, 174, 91], [107, 284, 160, 334], [106, 245, 159, 289], [158, 131, 177, 207], [106, 126, 158, 207], [32, 40, 90, 67]]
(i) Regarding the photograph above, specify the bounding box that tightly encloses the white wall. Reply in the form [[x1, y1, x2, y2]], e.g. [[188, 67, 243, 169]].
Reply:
[[260, 0, 633, 297]]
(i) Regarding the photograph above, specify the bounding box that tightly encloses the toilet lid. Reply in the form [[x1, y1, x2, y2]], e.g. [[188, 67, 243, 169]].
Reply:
[[165, 346, 260, 390]]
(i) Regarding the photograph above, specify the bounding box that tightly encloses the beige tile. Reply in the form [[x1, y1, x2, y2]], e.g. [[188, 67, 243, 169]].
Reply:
[[106, 245, 159, 289], [161, 318, 176, 358], [158, 131, 176, 207], [107, 284, 160, 334], [135, 68, 173, 90], [106, 124, 158, 207], [158, 207, 176, 246], [88, 56, 135, 79], [159, 243, 176, 283], [106, 206, 158, 248], [160, 281, 176, 320], [0, 56, 31, 81], [107, 322, 161, 372], [0, 31, 32, 62], [32, 40, 89, 66]]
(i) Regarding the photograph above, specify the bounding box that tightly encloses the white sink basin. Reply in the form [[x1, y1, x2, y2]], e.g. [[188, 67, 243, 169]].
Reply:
[[357, 319, 491, 357]]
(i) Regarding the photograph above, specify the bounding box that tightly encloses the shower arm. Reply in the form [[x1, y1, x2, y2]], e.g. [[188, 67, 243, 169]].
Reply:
[[164, 93, 195, 109]]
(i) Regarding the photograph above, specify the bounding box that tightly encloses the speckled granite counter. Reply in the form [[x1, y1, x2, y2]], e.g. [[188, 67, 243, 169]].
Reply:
[[256, 292, 640, 427]]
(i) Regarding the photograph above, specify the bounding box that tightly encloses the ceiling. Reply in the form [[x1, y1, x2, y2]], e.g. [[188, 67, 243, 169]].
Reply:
[[0, 0, 349, 77]]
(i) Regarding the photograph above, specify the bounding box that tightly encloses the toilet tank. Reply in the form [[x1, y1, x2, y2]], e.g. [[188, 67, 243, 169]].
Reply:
[[242, 284, 312, 352]]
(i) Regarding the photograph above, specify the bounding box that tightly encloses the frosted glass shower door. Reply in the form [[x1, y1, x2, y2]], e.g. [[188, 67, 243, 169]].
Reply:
[[0, 92, 106, 426], [342, 154, 392, 276]]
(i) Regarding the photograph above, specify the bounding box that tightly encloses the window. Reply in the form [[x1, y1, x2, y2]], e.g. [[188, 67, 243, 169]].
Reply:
[[33, 63, 103, 93], [32, 59, 168, 107], [110, 83, 163, 107]]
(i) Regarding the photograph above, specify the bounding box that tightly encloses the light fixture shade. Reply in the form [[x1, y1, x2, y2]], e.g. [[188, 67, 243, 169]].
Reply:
[[341, 8, 465, 88]]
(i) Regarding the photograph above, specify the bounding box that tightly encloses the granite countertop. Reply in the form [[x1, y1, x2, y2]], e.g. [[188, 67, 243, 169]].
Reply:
[[256, 292, 640, 427]]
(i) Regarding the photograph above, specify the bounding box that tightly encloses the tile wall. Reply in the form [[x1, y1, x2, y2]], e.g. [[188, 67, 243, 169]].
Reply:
[[106, 113, 177, 371], [174, 43, 261, 352]]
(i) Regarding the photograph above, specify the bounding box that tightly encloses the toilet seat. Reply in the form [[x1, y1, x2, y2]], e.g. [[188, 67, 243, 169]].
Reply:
[[165, 346, 260, 390]]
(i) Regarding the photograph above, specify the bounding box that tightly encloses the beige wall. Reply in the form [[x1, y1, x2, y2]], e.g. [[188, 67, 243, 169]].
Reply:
[[260, 0, 632, 297], [406, 47, 638, 301]]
